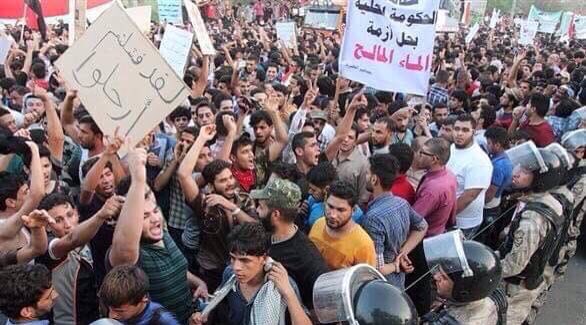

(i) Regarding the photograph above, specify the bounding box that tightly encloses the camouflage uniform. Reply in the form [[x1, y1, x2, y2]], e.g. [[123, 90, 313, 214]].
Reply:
[[525, 186, 574, 324], [250, 177, 302, 209], [422, 298, 499, 325], [500, 192, 563, 325], [561, 164, 586, 270]]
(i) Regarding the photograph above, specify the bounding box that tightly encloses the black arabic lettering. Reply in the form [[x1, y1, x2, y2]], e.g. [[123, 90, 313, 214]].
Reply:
[[71, 49, 123, 108], [139, 67, 185, 104], [125, 98, 153, 137]]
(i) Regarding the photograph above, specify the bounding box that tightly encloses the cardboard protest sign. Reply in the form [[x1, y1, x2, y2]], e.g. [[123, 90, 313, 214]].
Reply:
[[55, 2, 190, 150], [159, 24, 193, 76], [276, 22, 297, 48], [126, 6, 152, 34], [465, 23, 479, 44], [157, 0, 182, 24], [183, 0, 215, 55], [339, 0, 441, 96], [519, 20, 538, 45]]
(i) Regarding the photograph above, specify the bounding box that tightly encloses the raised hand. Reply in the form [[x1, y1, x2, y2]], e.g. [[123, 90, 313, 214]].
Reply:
[[22, 210, 56, 229]]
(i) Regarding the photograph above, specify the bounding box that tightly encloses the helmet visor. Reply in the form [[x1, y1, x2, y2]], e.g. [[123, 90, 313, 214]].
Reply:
[[545, 143, 573, 170], [505, 141, 548, 173], [424, 230, 473, 278], [562, 129, 586, 151]]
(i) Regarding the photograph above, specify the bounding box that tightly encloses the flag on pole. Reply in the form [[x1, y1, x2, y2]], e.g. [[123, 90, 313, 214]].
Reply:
[[24, 0, 47, 40]]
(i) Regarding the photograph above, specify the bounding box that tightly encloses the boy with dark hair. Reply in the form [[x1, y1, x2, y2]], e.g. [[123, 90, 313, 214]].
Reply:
[[98, 265, 179, 324], [191, 223, 311, 325], [0, 264, 58, 325], [38, 192, 124, 324]]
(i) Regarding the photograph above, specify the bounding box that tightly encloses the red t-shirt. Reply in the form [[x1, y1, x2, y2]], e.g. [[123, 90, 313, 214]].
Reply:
[[520, 121, 555, 148], [391, 174, 415, 205]]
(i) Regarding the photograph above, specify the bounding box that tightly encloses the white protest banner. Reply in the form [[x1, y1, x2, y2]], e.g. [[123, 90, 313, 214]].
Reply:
[[340, 0, 440, 96], [0, 35, 10, 65], [157, 0, 182, 24], [519, 20, 538, 45], [126, 6, 152, 33], [489, 8, 499, 28], [183, 0, 215, 55], [159, 24, 193, 76], [575, 15, 586, 40], [528, 5, 561, 34], [55, 2, 189, 150], [465, 23, 479, 44], [276, 22, 297, 48]]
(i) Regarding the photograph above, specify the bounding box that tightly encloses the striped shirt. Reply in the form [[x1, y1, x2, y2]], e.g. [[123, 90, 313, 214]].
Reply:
[[108, 232, 192, 323]]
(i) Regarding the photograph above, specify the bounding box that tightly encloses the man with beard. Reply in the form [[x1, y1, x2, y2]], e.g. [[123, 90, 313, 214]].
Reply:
[[429, 104, 449, 137], [390, 108, 414, 146], [438, 115, 457, 143], [447, 114, 493, 238], [0, 264, 59, 325], [108, 148, 208, 324], [249, 95, 289, 187], [309, 180, 376, 270], [362, 154, 428, 289], [371, 116, 393, 154], [332, 123, 370, 209], [60, 90, 106, 183], [251, 177, 329, 309], [183, 158, 258, 291]]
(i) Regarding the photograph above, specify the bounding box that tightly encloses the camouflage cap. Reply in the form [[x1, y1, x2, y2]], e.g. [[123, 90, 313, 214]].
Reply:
[[250, 177, 302, 209]]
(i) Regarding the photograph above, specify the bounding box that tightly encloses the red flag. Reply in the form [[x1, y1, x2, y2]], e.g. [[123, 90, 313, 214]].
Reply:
[[568, 14, 576, 39], [24, 0, 47, 40]]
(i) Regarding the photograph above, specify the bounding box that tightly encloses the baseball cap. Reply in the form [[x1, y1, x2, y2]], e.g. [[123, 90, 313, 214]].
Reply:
[[250, 177, 302, 209], [309, 110, 328, 121]]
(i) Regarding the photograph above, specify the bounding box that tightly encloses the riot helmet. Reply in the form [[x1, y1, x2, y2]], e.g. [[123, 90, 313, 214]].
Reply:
[[313, 264, 417, 325], [506, 141, 559, 192], [353, 280, 418, 325], [425, 231, 502, 303], [544, 143, 575, 184], [562, 129, 586, 159], [535, 148, 563, 192]]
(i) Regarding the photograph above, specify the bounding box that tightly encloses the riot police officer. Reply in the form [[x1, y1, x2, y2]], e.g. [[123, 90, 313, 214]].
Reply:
[[313, 264, 417, 325], [525, 144, 576, 324], [421, 231, 505, 325], [560, 129, 586, 267], [499, 141, 564, 325]]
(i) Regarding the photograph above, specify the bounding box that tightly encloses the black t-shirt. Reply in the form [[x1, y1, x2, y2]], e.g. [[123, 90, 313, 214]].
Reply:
[[269, 230, 330, 309], [78, 194, 113, 286]]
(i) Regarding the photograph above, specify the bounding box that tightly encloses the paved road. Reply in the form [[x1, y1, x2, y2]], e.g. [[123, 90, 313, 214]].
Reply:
[[536, 244, 586, 325]]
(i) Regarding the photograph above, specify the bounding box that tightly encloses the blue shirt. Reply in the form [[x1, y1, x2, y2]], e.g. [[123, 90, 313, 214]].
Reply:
[[361, 193, 427, 288], [490, 152, 513, 199], [120, 301, 179, 325], [306, 195, 363, 227]]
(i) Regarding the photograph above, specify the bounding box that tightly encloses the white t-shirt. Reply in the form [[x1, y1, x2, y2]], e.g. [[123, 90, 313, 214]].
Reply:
[[447, 143, 493, 229]]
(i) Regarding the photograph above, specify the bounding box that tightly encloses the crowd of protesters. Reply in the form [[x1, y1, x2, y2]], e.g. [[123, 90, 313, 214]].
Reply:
[[0, 0, 585, 324]]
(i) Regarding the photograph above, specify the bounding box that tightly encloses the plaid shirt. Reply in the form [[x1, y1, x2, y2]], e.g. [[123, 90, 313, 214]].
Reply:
[[161, 156, 190, 230], [361, 192, 427, 288], [427, 84, 449, 107]]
